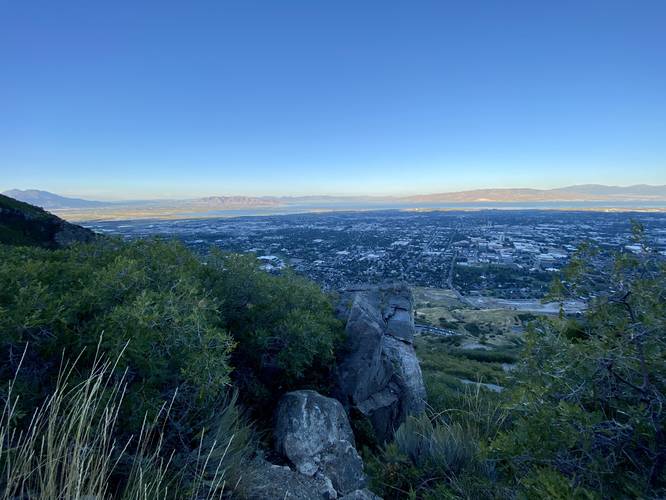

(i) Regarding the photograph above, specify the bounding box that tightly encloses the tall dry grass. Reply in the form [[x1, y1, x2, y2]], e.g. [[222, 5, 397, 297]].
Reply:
[[384, 386, 507, 490], [0, 343, 251, 499], [430, 382, 509, 442]]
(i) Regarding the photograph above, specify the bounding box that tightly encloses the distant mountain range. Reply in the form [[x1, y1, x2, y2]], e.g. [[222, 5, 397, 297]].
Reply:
[[3, 185, 666, 217], [2, 189, 282, 210], [2, 189, 109, 209], [405, 185, 666, 203]]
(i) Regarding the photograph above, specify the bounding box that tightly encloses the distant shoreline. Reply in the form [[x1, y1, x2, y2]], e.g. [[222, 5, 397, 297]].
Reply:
[[55, 203, 666, 223]]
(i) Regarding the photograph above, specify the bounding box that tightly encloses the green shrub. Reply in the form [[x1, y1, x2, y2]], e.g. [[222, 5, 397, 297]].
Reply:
[[438, 317, 459, 329], [0, 239, 234, 438], [492, 229, 666, 497], [368, 412, 497, 499], [465, 323, 482, 336], [202, 251, 344, 413], [0, 238, 343, 426], [519, 467, 599, 500], [449, 348, 519, 364]]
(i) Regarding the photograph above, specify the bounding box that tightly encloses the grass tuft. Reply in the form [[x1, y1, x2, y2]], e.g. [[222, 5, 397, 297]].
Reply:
[[0, 342, 252, 499]]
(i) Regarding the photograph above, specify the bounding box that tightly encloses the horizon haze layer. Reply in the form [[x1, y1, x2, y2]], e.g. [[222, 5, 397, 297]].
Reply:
[[5, 184, 666, 204], [5, 185, 666, 222]]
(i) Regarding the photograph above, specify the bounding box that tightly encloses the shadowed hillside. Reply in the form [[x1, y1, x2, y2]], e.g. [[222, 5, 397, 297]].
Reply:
[[0, 193, 96, 247]]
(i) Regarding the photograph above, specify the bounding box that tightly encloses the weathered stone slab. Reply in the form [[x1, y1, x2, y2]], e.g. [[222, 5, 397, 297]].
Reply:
[[334, 283, 426, 442], [274, 390, 366, 495]]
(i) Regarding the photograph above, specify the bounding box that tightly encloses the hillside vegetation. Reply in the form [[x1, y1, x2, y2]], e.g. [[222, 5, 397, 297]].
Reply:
[[0, 200, 664, 498], [0, 234, 342, 497], [366, 225, 665, 499], [0, 193, 95, 247]]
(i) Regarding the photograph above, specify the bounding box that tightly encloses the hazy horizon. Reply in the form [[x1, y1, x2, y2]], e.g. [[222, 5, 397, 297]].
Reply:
[[4, 182, 666, 203]]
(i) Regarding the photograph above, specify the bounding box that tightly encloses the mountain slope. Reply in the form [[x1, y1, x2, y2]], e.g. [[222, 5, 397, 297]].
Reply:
[[550, 184, 666, 198], [4, 184, 665, 223], [2, 189, 109, 209], [0, 194, 96, 247], [406, 184, 666, 203]]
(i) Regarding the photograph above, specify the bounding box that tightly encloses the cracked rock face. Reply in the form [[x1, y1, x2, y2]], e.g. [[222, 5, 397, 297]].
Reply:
[[383, 295, 415, 342], [274, 390, 367, 495], [334, 283, 426, 442], [382, 335, 427, 416]]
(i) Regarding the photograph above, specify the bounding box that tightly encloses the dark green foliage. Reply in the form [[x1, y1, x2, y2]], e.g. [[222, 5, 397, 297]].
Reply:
[[0, 237, 343, 425], [492, 227, 666, 498], [0, 238, 234, 437], [0, 236, 343, 495], [449, 348, 518, 364], [438, 317, 460, 329], [367, 334, 511, 498], [202, 251, 344, 415], [465, 322, 482, 336], [368, 227, 665, 498], [0, 193, 95, 247], [0, 193, 52, 219], [351, 408, 380, 450]]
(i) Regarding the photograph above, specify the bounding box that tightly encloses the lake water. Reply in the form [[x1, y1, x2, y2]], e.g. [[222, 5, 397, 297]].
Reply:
[[179, 200, 666, 218]]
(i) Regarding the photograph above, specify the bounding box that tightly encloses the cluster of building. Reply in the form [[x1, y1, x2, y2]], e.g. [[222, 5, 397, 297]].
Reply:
[[84, 210, 666, 299]]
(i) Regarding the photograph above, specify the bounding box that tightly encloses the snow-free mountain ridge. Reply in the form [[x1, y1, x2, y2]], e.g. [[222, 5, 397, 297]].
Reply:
[[4, 184, 666, 210]]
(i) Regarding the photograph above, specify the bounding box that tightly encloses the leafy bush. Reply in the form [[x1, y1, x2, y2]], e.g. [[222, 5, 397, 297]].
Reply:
[[0, 236, 344, 497], [0, 238, 342, 422], [368, 409, 499, 499], [369, 224, 666, 498], [202, 251, 344, 412], [449, 347, 518, 364], [0, 239, 234, 437], [492, 226, 666, 498], [519, 467, 598, 500]]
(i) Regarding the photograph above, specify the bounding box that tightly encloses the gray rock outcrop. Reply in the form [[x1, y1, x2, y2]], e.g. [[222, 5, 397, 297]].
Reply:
[[242, 455, 379, 500], [274, 390, 367, 496], [334, 283, 426, 442], [339, 489, 383, 500], [242, 457, 338, 499], [248, 283, 425, 498]]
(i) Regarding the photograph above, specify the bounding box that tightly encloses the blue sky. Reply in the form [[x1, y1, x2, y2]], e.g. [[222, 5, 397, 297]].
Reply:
[[1, 0, 665, 199]]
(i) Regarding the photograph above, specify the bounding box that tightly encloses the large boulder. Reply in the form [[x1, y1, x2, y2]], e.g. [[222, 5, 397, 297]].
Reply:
[[274, 390, 367, 495], [334, 283, 426, 442], [334, 293, 392, 405], [382, 336, 427, 416]]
